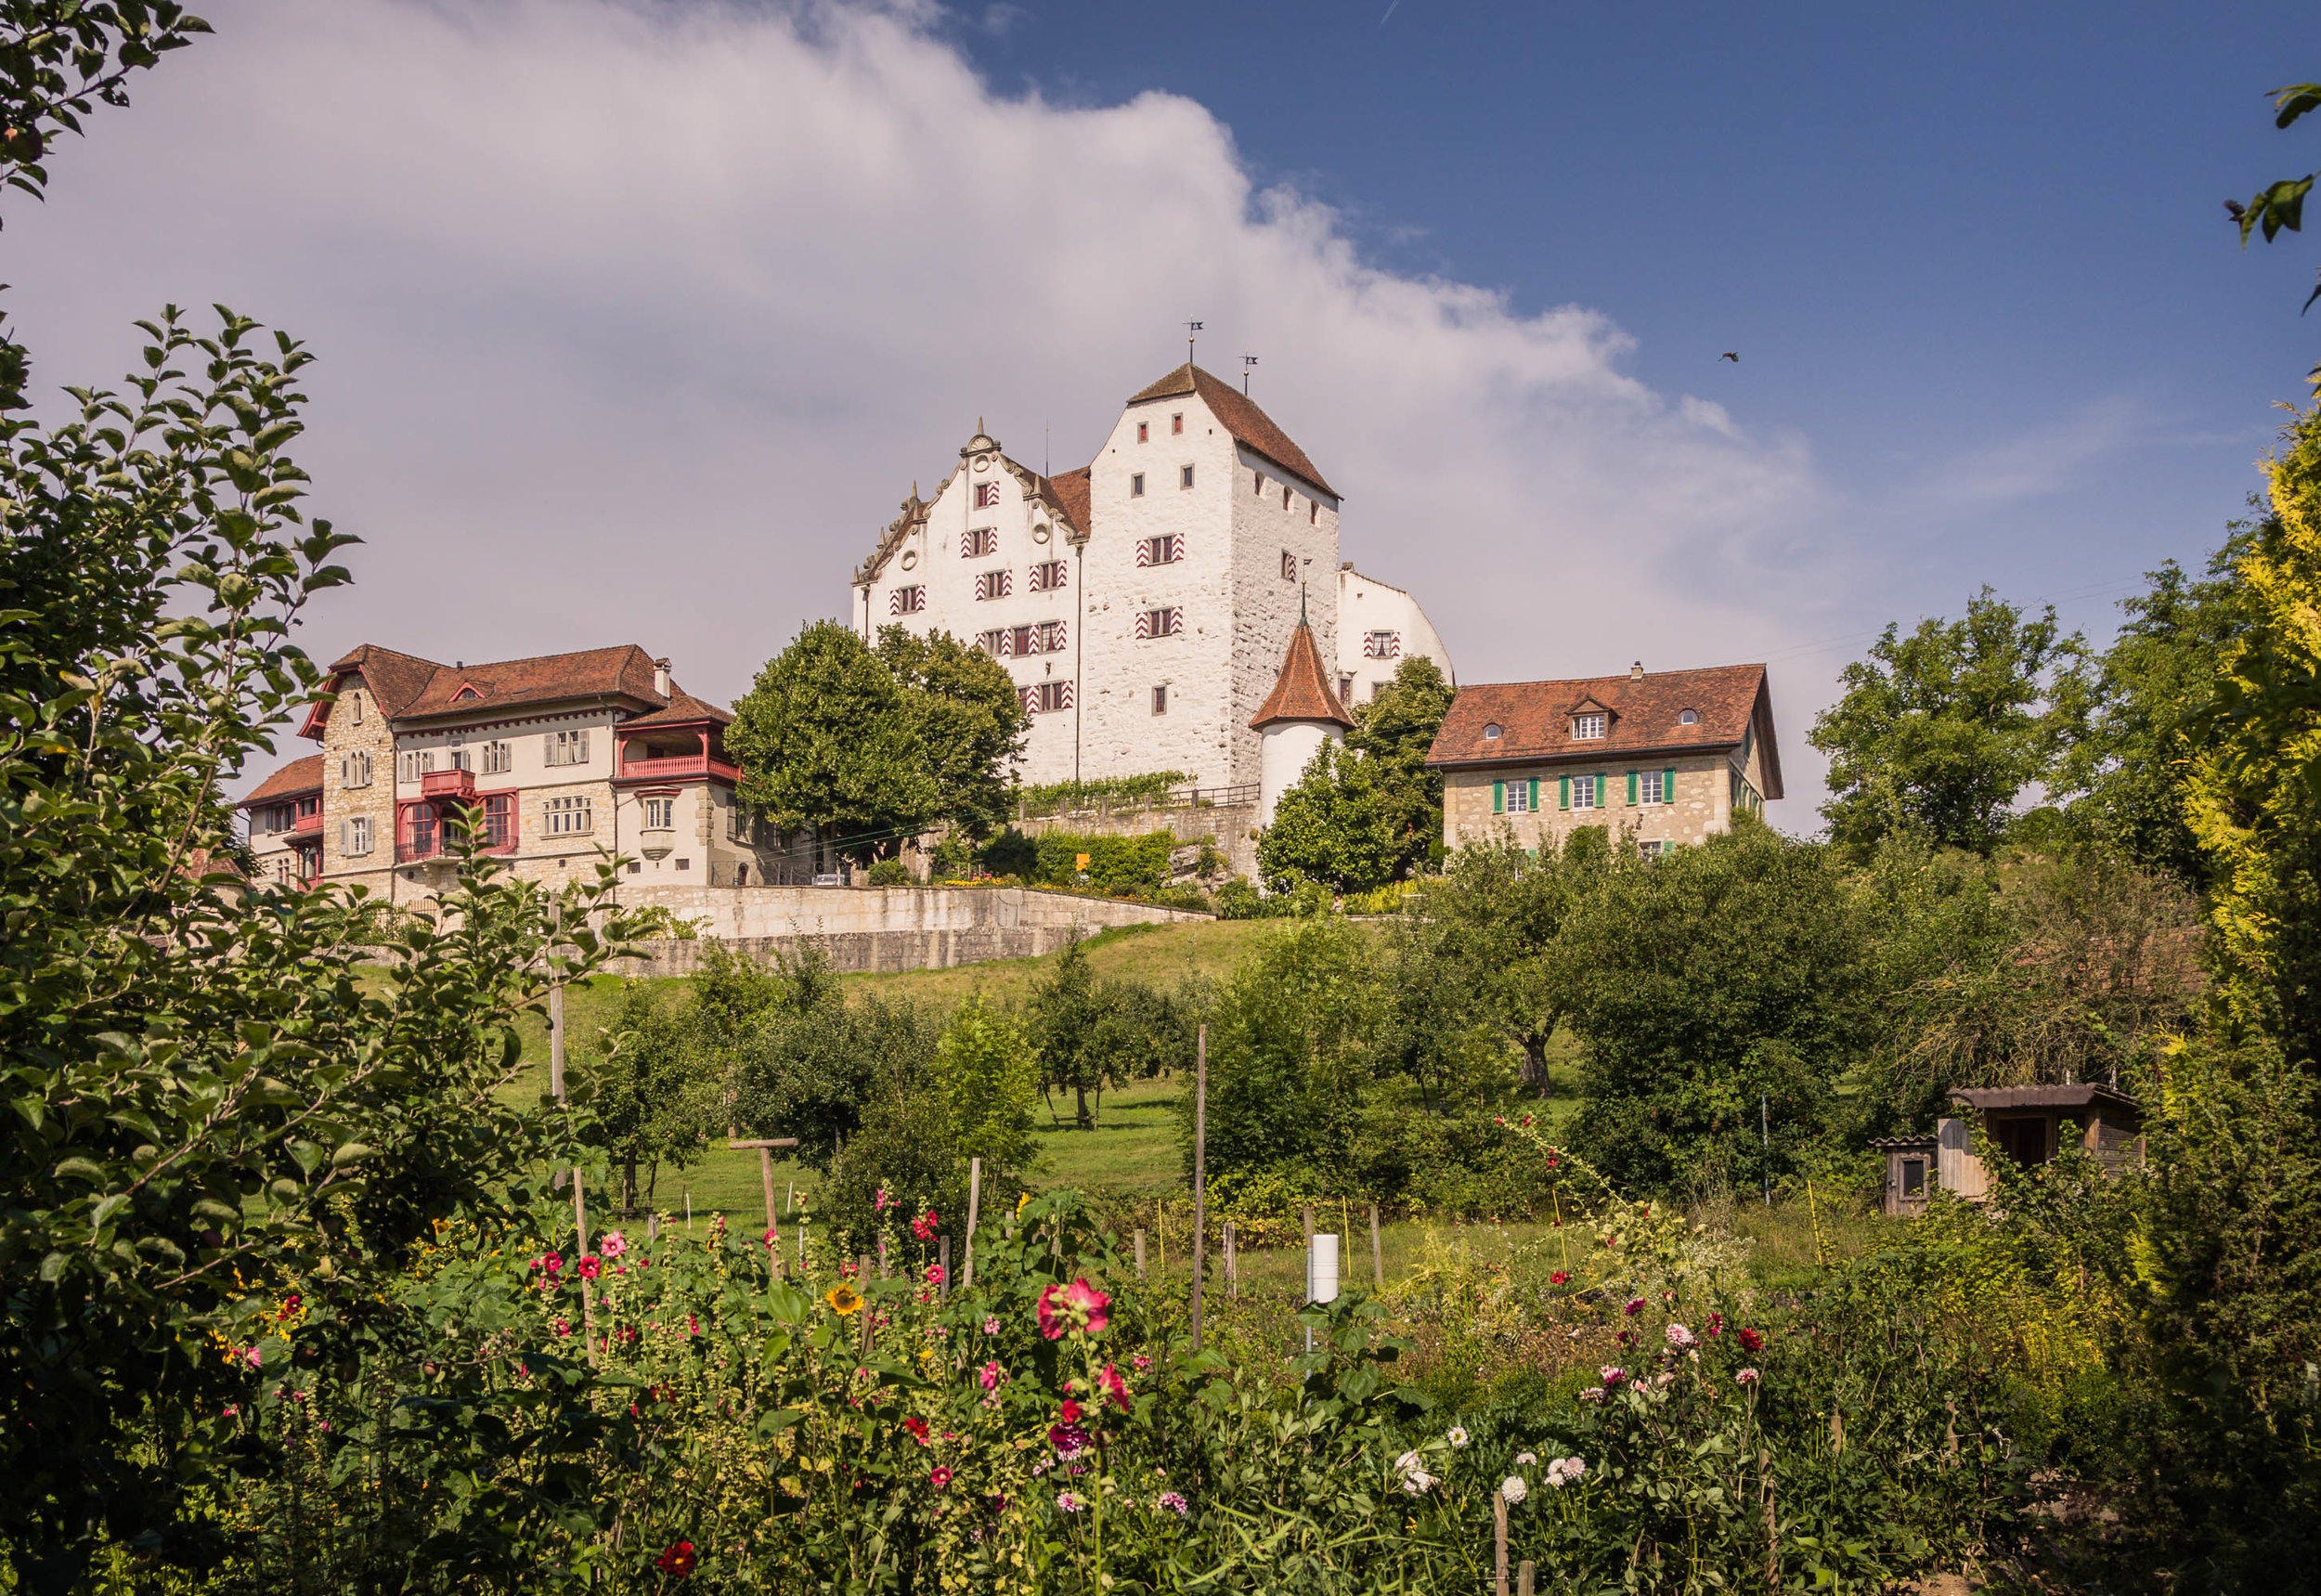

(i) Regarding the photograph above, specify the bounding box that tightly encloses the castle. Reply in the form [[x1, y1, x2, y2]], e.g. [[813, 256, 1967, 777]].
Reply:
[[849, 363, 1453, 792]]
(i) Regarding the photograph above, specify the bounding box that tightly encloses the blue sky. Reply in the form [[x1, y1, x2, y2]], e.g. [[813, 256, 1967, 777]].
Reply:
[[942, 0, 2315, 645], [6, 0, 2314, 823]]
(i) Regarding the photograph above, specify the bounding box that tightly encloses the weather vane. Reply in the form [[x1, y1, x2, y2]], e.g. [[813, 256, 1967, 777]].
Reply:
[[1241, 354, 1258, 395], [1185, 318, 1202, 365]]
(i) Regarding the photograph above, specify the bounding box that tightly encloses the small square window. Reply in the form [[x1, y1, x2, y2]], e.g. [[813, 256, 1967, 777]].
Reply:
[[1901, 1159, 1926, 1197], [1572, 713, 1606, 740], [1130, 473, 1145, 498], [1137, 421, 1148, 443], [1152, 684, 1168, 715], [1180, 464, 1195, 489], [1171, 412, 1184, 435], [676, 858, 690, 871]]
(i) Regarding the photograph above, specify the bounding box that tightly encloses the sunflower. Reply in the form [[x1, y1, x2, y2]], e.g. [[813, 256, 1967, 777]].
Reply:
[[825, 1282, 864, 1317]]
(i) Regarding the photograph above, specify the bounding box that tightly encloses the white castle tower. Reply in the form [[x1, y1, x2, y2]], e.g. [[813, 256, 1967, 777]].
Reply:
[[852, 363, 1447, 790], [1250, 590, 1355, 828]]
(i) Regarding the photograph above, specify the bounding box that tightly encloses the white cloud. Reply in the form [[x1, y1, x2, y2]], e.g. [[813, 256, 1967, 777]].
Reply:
[[1926, 394, 2153, 504], [6, 0, 1833, 811]]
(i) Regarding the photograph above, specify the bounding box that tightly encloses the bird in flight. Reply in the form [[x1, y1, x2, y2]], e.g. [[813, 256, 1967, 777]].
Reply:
[[1719, 352, 1739, 362]]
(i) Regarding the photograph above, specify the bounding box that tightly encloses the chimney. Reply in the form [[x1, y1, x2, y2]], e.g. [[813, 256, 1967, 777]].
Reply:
[[1630, 660, 1645, 681], [653, 657, 671, 697]]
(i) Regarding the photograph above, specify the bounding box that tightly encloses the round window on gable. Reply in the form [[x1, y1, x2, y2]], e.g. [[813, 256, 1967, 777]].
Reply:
[[1679, 708, 1699, 725], [1483, 722, 1503, 740]]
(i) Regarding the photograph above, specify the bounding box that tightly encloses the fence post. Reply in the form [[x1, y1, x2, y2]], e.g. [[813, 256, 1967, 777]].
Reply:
[[1224, 1221, 1237, 1300], [1369, 1203, 1384, 1291], [939, 1235, 951, 1297], [1302, 1205, 1314, 1303], [1518, 1561, 1536, 1596], [1135, 1229, 1148, 1281], [964, 1158, 981, 1290], [574, 1170, 597, 1367], [1494, 1489, 1510, 1596], [1190, 1023, 1208, 1354]]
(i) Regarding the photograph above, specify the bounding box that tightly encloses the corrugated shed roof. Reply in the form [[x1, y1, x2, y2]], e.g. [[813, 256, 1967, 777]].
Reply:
[[620, 682, 733, 730], [240, 753, 323, 806], [1251, 623, 1355, 731], [1951, 1084, 2142, 1114], [1126, 363, 1336, 498], [1426, 663, 1782, 798]]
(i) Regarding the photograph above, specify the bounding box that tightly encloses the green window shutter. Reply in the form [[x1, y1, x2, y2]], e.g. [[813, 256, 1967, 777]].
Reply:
[[1492, 780, 1504, 814], [1664, 766, 1677, 805], [1559, 776, 1571, 811], [1528, 778, 1540, 811], [1627, 770, 1639, 806]]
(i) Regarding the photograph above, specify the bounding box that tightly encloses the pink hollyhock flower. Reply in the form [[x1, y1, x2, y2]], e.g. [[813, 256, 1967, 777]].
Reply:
[[982, 1316, 1000, 1335], [241, 1346, 261, 1369], [912, 1209, 940, 1241], [1057, 1398, 1083, 1424], [599, 1230, 627, 1258], [577, 1256, 602, 1280], [904, 1417, 930, 1445], [875, 1187, 893, 1212], [762, 1227, 779, 1250], [1132, 1354, 1152, 1370], [930, 1465, 953, 1490], [979, 1360, 1003, 1391], [223, 1404, 238, 1418], [927, 1265, 945, 1286], [1099, 1364, 1131, 1410], [1737, 1368, 1760, 1386], [540, 1251, 564, 1275], [1738, 1327, 1765, 1353], [1545, 1153, 1560, 1167], [1032, 1278, 1111, 1340], [687, 1315, 700, 1336], [554, 1319, 571, 1337]]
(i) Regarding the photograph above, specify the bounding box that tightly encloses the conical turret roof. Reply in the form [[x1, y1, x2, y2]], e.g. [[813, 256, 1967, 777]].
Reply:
[[1251, 618, 1354, 731]]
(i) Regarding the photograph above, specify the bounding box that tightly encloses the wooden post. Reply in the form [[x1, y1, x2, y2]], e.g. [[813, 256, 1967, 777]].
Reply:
[[878, 1237, 889, 1278], [939, 1235, 951, 1297], [1224, 1221, 1237, 1300], [1494, 1488, 1510, 1596], [857, 1255, 875, 1357], [549, 924, 566, 1193], [1369, 1203, 1384, 1291], [1134, 1229, 1148, 1280], [964, 1158, 982, 1290], [1156, 1200, 1165, 1278], [647, 1212, 658, 1242], [1302, 1205, 1314, 1303], [759, 1148, 777, 1235], [573, 1169, 597, 1367], [1517, 1562, 1535, 1596], [1190, 1023, 1207, 1354]]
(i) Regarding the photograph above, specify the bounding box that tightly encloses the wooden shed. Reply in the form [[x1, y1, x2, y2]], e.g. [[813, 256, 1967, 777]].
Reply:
[[1937, 1084, 2146, 1202], [1873, 1135, 1939, 1216]]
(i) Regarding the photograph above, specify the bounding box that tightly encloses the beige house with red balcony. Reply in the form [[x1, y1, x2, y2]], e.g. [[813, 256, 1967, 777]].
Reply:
[[1426, 661, 1783, 858], [240, 753, 325, 886], [240, 642, 804, 907]]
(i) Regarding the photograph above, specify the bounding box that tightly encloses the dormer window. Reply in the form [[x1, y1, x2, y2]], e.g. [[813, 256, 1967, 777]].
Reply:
[[1483, 722, 1503, 740], [1572, 713, 1606, 740], [1679, 708, 1699, 725]]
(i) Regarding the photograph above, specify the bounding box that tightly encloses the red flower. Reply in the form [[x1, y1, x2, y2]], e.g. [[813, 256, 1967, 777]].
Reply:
[[1098, 1363, 1130, 1411], [654, 1540, 696, 1577], [912, 1209, 940, 1241], [926, 1265, 945, 1286], [1545, 1154, 1560, 1167], [539, 1251, 564, 1275], [904, 1416, 931, 1445], [1738, 1327, 1765, 1353], [930, 1465, 953, 1490], [1057, 1398, 1082, 1424], [577, 1255, 602, 1280], [1549, 1271, 1569, 1286], [1035, 1279, 1112, 1340], [1705, 1311, 1725, 1338]]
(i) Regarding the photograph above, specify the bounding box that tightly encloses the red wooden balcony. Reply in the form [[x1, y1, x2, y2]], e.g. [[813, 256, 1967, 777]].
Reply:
[[292, 811, 323, 835], [420, 769, 476, 800], [395, 798, 516, 863], [616, 752, 740, 785]]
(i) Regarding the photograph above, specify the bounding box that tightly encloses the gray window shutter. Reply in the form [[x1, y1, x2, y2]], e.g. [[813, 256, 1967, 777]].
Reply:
[[543, 733, 557, 765], [577, 730, 590, 762]]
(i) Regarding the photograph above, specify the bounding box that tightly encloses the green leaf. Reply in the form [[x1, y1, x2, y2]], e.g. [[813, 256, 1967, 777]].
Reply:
[[52, 1157, 108, 1185]]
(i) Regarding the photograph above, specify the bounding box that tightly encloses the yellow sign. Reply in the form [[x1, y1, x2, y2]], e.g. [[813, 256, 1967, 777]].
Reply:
[[1075, 852, 1091, 869]]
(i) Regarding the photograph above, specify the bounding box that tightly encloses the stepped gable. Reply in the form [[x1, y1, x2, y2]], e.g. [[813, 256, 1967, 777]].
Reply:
[[620, 683, 732, 729], [240, 753, 323, 806], [1251, 621, 1354, 731], [1427, 663, 1781, 798], [1126, 362, 1336, 498]]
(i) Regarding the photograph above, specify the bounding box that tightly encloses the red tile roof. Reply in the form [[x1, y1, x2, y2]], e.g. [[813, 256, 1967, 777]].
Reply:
[[325, 642, 669, 722], [1126, 364, 1336, 498], [240, 752, 323, 806], [620, 682, 733, 730], [1044, 466, 1091, 536], [1426, 664, 1783, 798], [1251, 623, 1355, 731]]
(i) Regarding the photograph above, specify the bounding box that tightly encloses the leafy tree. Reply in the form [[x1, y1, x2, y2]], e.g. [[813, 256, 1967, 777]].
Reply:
[[1809, 587, 2092, 855], [1561, 823, 1870, 1192], [1257, 739, 1395, 894], [875, 623, 1027, 842], [2227, 81, 2320, 319], [932, 999, 1043, 1180], [728, 948, 940, 1167], [1347, 655, 1456, 878], [589, 980, 717, 1211], [1029, 938, 1197, 1129], [727, 620, 930, 864], [2055, 544, 2250, 889]]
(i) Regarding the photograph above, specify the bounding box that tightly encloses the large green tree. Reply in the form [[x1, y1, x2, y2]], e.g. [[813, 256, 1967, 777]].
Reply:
[[1809, 587, 2092, 854], [727, 621, 1024, 865], [1346, 655, 1456, 879], [1256, 739, 1395, 894]]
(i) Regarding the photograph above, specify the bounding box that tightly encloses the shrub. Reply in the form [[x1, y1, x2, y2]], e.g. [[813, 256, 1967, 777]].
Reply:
[[979, 824, 1039, 878], [1212, 876, 1267, 918], [1014, 770, 1193, 817], [1028, 829, 1177, 895], [865, 857, 914, 886]]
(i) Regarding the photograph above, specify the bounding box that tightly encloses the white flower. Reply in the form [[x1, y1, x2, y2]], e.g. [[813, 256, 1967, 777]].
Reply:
[[1446, 1427, 1470, 1448], [1499, 1475, 1528, 1505], [1579, 1387, 1605, 1403], [1546, 1456, 1588, 1488], [1514, 1451, 1537, 1466], [1400, 1469, 1439, 1495], [1736, 1367, 1760, 1386], [1394, 1449, 1423, 1475], [1664, 1322, 1696, 1349]]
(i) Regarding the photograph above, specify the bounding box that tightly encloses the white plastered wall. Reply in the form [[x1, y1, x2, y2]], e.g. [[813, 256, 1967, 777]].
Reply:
[[1336, 567, 1453, 707]]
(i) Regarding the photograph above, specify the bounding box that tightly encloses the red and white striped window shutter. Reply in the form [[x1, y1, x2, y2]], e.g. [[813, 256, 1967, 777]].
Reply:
[[961, 526, 998, 558], [1363, 630, 1401, 659], [890, 585, 926, 615], [1137, 607, 1184, 640], [1137, 535, 1182, 567], [976, 569, 1013, 602], [974, 482, 1000, 509]]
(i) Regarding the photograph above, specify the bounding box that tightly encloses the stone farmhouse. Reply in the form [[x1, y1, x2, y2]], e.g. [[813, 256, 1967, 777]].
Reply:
[[240, 642, 810, 905], [1426, 662, 1782, 857], [850, 363, 1452, 791]]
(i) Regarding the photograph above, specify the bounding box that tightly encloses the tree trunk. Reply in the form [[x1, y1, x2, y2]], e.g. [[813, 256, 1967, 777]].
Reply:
[[1074, 1081, 1094, 1131], [1521, 1033, 1552, 1098], [623, 1155, 638, 1213]]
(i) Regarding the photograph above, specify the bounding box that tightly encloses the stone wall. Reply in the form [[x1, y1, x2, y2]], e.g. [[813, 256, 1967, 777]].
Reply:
[[1007, 798, 1263, 883], [607, 881, 1204, 946]]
